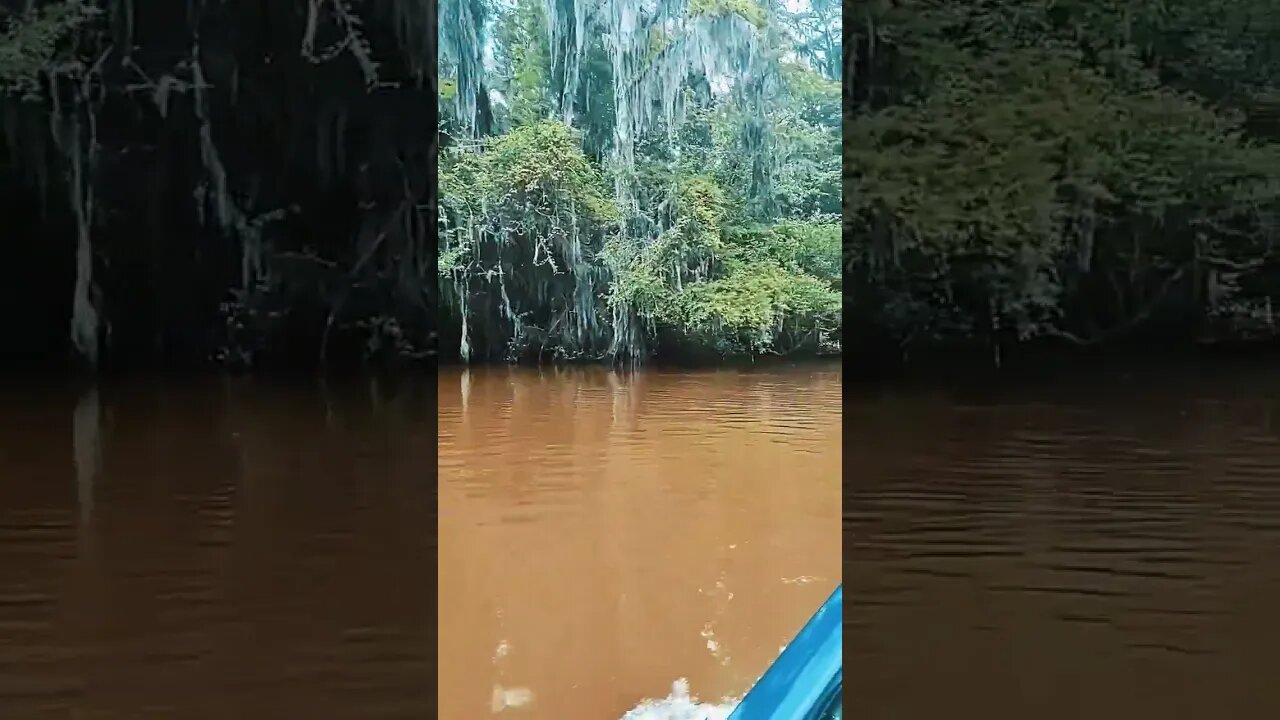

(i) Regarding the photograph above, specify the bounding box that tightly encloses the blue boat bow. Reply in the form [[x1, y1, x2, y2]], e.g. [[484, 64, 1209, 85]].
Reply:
[[727, 584, 842, 720]]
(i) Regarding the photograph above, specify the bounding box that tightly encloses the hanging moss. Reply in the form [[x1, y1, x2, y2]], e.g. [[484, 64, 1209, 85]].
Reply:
[[2, 0, 443, 372], [687, 0, 768, 31], [438, 120, 623, 362], [436, 0, 843, 363], [1, 0, 840, 371]]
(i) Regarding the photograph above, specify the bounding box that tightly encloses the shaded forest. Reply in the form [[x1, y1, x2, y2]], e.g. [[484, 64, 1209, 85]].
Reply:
[[846, 0, 1280, 368], [5, 0, 1280, 373], [1, 0, 840, 372], [2, 0, 439, 372]]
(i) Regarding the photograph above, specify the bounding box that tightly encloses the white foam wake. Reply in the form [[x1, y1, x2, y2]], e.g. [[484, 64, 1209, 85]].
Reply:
[[620, 678, 737, 720]]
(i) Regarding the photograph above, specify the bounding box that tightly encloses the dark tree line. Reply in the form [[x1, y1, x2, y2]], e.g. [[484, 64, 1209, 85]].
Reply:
[[6, 0, 1280, 374], [845, 0, 1280, 368], [2, 0, 438, 372]]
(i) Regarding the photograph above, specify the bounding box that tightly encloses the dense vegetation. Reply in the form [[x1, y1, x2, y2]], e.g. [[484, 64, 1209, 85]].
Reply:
[[2, 0, 439, 372], [7, 0, 1280, 373], [846, 0, 1280, 366], [438, 0, 842, 362], [1, 0, 839, 372]]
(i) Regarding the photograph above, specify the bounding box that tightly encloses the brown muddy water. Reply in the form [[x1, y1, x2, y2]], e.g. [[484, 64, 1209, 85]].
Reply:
[[439, 365, 842, 719], [849, 368, 1280, 719], [18, 363, 1277, 719], [0, 364, 841, 719], [0, 378, 435, 718]]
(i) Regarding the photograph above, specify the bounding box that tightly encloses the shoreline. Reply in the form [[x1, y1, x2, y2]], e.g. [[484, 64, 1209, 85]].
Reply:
[[9, 337, 1280, 386]]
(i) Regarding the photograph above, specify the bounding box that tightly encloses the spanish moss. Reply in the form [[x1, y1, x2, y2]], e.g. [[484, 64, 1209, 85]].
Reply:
[[1, 0, 439, 372], [438, 0, 842, 364]]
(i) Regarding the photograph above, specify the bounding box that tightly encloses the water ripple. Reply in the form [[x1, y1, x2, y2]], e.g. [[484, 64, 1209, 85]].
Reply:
[[849, 378, 1280, 718]]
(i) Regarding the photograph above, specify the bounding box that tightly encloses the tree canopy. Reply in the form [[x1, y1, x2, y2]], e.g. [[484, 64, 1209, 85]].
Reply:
[[6, 0, 1277, 372], [437, 0, 842, 363], [845, 0, 1280, 364], [2, 0, 440, 371]]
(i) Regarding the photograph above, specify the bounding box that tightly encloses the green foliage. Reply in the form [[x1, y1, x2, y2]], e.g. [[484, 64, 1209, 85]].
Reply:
[[437, 239, 471, 277], [438, 120, 623, 360], [485, 120, 620, 222], [0, 0, 91, 97], [647, 25, 673, 65], [727, 220, 841, 284], [675, 174, 728, 243], [492, 0, 552, 128], [437, 0, 841, 362], [780, 61, 840, 125], [846, 0, 1280, 354], [769, 107, 840, 217], [606, 172, 841, 356], [670, 261, 838, 354], [688, 0, 768, 30], [438, 121, 620, 274]]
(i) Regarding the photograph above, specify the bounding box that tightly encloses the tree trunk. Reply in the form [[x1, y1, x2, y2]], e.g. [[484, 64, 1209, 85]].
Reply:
[[67, 112, 99, 369]]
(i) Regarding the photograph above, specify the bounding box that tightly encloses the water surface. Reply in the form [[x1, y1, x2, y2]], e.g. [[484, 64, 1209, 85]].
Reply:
[[0, 365, 840, 719], [0, 378, 434, 718], [439, 365, 842, 719], [849, 368, 1280, 719]]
